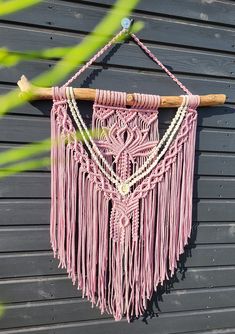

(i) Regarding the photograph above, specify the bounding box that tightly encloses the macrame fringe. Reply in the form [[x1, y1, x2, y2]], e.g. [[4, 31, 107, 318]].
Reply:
[[50, 95, 198, 322]]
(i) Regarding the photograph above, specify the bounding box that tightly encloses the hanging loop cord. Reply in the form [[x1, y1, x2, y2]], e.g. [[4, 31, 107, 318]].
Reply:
[[61, 27, 192, 95], [130, 32, 192, 95], [62, 29, 126, 88]]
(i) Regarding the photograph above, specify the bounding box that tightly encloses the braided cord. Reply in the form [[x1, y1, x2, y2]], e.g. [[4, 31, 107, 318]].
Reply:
[[67, 87, 190, 193], [130, 33, 192, 95], [62, 27, 191, 96], [63, 29, 126, 87], [67, 87, 122, 183]]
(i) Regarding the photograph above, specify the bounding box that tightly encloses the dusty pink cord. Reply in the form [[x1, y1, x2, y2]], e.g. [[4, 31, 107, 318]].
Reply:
[[50, 27, 199, 322], [62, 28, 192, 95], [130, 32, 192, 95], [63, 29, 126, 87]]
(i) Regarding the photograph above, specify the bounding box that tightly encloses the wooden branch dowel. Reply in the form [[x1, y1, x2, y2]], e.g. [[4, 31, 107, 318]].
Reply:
[[17, 75, 226, 108]]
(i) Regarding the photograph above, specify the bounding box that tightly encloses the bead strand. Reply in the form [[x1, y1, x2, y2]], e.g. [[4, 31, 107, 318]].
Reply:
[[68, 87, 122, 183], [66, 87, 119, 187]]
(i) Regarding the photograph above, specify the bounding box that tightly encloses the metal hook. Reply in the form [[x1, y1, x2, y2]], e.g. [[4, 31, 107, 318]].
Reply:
[[121, 17, 134, 33]]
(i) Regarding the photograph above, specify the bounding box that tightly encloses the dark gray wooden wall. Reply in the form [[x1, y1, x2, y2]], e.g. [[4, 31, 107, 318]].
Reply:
[[0, 0, 235, 333]]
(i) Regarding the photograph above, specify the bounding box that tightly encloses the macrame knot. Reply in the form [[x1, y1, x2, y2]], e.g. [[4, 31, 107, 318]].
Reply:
[[188, 94, 200, 111], [132, 92, 160, 110], [52, 86, 67, 104], [110, 197, 139, 243]]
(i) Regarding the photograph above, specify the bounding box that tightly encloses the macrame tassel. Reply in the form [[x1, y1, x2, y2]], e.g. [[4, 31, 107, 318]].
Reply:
[[50, 98, 80, 277], [186, 117, 197, 239], [50, 88, 81, 283], [155, 172, 169, 285], [168, 154, 182, 276], [65, 142, 72, 275], [153, 102, 198, 284], [177, 111, 198, 258], [50, 102, 67, 268], [75, 167, 112, 312], [66, 144, 78, 284], [50, 103, 58, 257], [96, 190, 109, 314]]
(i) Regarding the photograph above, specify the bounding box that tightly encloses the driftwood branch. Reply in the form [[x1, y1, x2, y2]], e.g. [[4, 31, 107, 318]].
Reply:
[[17, 75, 226, 108]]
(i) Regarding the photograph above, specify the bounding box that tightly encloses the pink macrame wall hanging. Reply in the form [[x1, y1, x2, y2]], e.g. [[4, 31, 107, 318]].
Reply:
[[49, 19, 201, 322]]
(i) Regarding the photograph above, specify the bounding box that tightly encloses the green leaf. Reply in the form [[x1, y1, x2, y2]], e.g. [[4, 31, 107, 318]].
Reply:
[[0, 303, 5, 318], [0, 139, 51, 167], [0, 128, 103, 167], [0, 0, 141, 178], [0, 0, 41, 16], [0, 157, 51, 178], [0, 48, 20, 66]]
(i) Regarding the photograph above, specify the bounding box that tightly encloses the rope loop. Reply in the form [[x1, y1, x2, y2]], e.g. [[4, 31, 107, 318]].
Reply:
[[132, 93, 160, 110], [95, 89, 127, 107], [52, 86, 67, 103], [187, 94, 200, 110]]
